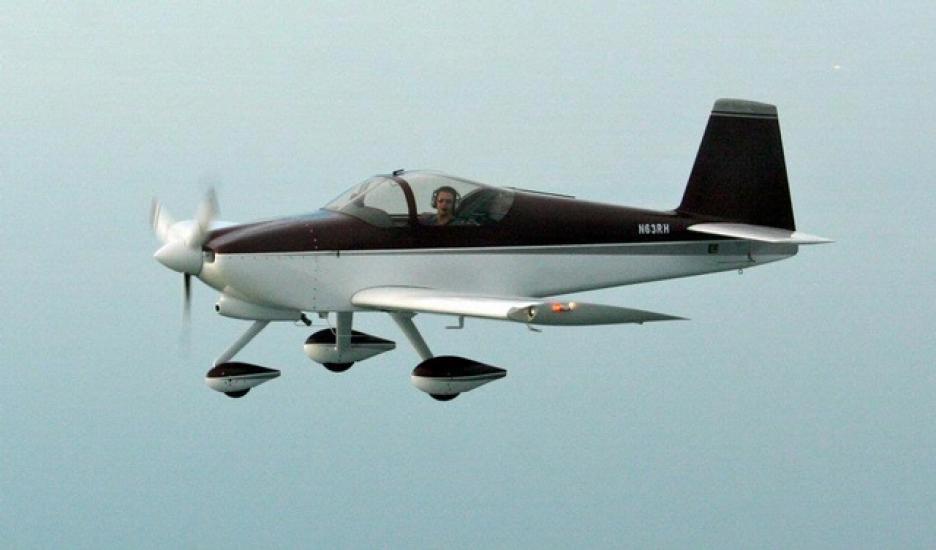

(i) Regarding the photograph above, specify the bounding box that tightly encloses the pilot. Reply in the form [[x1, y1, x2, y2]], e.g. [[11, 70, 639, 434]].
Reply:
[[424, 185, 459, 226]]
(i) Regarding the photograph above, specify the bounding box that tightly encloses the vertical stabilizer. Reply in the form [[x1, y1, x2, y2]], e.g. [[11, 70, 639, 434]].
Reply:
[[677, 99, 795, 231]]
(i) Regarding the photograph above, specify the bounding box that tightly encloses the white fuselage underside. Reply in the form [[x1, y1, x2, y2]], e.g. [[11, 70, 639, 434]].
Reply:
[[199, 240, 797, 312]]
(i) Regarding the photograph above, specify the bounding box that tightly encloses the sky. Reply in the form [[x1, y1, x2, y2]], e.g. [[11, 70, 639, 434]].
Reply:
[[2, 2, 934, 548]]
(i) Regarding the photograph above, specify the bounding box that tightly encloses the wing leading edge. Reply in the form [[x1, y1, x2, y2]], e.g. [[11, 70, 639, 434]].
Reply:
[[351, 287, 684, 326]]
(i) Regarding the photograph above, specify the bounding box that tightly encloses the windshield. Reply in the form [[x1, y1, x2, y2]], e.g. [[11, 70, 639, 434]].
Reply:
[[324, 176, 411, 227], [324, 171, 515, 228]]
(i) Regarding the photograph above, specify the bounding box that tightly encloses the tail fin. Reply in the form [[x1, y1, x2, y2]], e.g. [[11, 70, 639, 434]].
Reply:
[[677, 99, 795, 231]]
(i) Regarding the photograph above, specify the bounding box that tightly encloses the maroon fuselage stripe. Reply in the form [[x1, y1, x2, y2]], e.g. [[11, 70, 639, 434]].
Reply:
[[207, 192, 728, 255]]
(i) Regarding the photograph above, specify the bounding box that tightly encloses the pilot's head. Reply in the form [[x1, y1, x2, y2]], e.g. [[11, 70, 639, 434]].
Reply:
[[432, 185, 459, 215]]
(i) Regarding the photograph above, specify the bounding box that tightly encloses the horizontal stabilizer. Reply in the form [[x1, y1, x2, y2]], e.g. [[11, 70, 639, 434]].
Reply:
[[352, 287, 684, 326], [688, 222, 833, 244]]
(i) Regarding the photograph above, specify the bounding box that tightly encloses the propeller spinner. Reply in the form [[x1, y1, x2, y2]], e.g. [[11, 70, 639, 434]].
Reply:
[[150, 189, 220, 323]]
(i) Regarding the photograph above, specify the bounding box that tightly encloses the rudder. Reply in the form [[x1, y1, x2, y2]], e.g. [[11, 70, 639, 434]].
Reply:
[[677, 99, 795, 231]]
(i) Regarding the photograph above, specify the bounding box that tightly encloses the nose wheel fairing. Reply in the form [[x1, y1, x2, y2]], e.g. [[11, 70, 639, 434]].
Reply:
[[205, 362, 281, 397]]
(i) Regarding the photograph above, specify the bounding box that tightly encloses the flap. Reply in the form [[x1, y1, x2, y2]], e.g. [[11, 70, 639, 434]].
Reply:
[[351, 287, 684, 326]]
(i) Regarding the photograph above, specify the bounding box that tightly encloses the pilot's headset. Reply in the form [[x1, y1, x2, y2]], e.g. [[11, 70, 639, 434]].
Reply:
[[431, 185, 460, 210]]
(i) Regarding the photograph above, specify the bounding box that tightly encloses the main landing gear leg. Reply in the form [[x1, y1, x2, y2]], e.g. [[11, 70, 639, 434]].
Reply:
[[390, 313, 506, 403], [335, 312, 352, 355], [321, 312, 355, 372], [304, 312, 395, 372], [390, 312, 433, 361]]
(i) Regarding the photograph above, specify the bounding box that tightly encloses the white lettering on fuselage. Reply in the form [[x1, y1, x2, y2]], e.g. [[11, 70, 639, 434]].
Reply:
[[637, 223, 670, 236]]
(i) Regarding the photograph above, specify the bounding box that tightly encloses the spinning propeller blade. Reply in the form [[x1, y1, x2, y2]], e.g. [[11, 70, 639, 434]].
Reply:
[[180, 273, 192, 351], [150, 199, 176, 244], [151, 188, 221, 338], [191, 187, 219, 247], [184, 272, 192, 324]]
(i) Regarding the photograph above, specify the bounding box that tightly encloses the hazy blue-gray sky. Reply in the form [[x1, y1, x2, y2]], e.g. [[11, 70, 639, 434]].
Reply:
[[3, 2, 934, 548]]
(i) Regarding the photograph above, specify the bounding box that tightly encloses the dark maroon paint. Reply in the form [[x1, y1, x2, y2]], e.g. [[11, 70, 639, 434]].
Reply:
[[206, 104, 793, 255], [207, 192, 723, 255]]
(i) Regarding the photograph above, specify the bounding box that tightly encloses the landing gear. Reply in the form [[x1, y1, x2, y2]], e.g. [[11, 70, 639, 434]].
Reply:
[[391, 313, 507, 401], [430, 393, 459, 401], [304, 312, 395, 371], [205, 362, 280, 396], [411, 356, 506, 400], [204, 322, 281, 397], [202, 311, 505, 402], [323, 362, 354, 373]]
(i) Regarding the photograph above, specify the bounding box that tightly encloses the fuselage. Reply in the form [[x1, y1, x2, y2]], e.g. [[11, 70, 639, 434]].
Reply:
[[198, 187, 797, 312]]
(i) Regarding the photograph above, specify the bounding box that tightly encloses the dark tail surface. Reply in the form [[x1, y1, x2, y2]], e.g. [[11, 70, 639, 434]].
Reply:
[[677, 99, 795, 231]]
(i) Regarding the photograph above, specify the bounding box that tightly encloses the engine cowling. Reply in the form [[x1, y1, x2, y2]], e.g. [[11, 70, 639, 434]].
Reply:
[[411, 356, 506, 400]]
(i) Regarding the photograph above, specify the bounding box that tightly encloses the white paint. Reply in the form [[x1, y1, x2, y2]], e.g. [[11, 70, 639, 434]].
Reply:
[[351, 287, 682, 325], [198, 240, 797, 314], [410, 373, 506, 396], [154, 240, 204, 275], [304, 340, 395, 365], [689, 223, 833, 244], [215, 294, 301, 321], [204, 371, 280, 394]]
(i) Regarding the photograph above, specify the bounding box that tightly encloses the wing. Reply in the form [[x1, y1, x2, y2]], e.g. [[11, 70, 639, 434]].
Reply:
[[351, 286, 684, 326]]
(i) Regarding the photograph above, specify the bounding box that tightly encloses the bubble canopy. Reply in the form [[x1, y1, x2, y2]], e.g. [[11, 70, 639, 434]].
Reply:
[[324, 171, 515, 228]]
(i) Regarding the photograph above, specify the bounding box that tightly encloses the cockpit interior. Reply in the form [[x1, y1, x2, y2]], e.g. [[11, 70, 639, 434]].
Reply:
[[325, 171, 515, 228]]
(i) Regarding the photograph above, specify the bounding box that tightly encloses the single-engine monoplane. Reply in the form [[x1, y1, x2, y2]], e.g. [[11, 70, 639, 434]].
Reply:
[[151, 99, 830, 401]]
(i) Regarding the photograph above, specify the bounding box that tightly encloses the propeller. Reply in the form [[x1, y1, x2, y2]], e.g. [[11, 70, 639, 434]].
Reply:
[[150, 189, 220, 327], [181, 272, 193, 351], [191, 187, 219, 247], [150, 198, 176, 244], [184, 273, 192, 323]]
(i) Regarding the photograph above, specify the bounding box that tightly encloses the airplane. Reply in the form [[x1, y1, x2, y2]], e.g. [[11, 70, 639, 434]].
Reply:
[[151, 98, 831, 401]]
